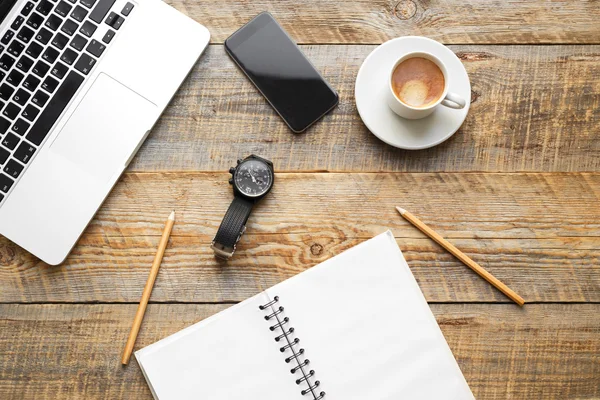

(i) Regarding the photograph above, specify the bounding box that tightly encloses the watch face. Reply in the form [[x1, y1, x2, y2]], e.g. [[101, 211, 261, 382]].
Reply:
[[234, 159, 273, 197]]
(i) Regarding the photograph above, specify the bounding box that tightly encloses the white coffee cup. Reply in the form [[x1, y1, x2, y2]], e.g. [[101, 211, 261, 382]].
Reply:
[[386, 51, 466, 120]]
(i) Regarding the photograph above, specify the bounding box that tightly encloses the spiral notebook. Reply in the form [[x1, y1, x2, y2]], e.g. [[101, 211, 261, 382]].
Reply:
[[135, 231, 474, 399]]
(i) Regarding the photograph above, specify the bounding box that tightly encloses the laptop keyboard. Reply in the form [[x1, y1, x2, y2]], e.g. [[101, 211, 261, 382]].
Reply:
[[0, 0, 134, 203]]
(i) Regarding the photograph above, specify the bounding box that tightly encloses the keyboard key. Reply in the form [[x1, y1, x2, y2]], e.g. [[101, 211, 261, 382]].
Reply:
[[14, 142, 36, 164], [70, 4, 87, 21], [16, 55, 34, 73], [42, 76, 59, 93], [12, 118, 30, 136], [17, 26, 35, 43], [51, 32, 69, 49], [61, 18, 78, 36], [22, 104, 40, 121], [55, 0, 72, 17], [7, 40, 25, 57], [12, 115, 30, 133], [23, 74, 41, 91], [112, 15, 124, 30], [7, 70, 24, 86], [1, 31, 15, 45], [60, 47, 77, 65], [32, 90, 49, 107], [51, 62, 68, 79], [73, 52, 95, 74], [0, 147, 8, 164], [27, 12, 44, 29], [104, 11, 116, 25], [80, 0, 96, 8], [45, 14, 63, 30], [35, 0, 54, 15], [32, 60, 50, 77], [4, 159, 24, 178], [0, 54, 15, 71], [2, 132, 19, 149], [79, 20, 96, 37], [0, 71, 5, 82], [21, 1, 35, 16], [0, 173, 14, 192], [86, 39, 105, 57], [13, 88, 31, 106], [0, 117, 10, 134], [0, 84, 14, 101], [26, 41, 44, 58], [70, 34, 87, 50], [27, 71, 84, 145], [11, 16, 25, 30], [121, 2, 133, 16], [101, 29, 114, 44], [35, 27, 53, 44], [66, 0, 76, 3], [3, 103, 21, 120], [89, 0, 115, 23]]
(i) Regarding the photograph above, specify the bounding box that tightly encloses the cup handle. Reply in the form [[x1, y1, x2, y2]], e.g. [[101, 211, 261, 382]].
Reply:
[[441, 92, 466, 109]]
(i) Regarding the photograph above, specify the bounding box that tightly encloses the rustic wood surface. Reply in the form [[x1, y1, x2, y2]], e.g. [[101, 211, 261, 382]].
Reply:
[[1, 304, 598, 399], [1, 0, 599, 398], [1, 172, 599, 304], [165, 0, 600, 44], [129, 45, 600, 173]]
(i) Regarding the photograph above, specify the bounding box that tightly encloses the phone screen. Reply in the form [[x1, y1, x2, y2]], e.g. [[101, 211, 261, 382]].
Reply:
[[225, 12, 338, 132]]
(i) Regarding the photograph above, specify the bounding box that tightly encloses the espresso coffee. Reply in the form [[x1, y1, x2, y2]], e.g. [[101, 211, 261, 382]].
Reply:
[[391, 57, 445, 108]]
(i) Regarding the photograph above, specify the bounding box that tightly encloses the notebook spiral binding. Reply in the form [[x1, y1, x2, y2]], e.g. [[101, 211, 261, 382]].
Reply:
[[259, 296, 326, 400]]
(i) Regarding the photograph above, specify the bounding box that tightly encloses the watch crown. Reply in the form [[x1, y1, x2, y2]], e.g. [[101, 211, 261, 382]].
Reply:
[[229, 167, 236, 174], [228, 178, 233, 184]]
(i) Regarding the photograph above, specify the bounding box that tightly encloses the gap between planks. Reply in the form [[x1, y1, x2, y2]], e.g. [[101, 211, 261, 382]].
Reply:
[[2, 301, 598, 305]]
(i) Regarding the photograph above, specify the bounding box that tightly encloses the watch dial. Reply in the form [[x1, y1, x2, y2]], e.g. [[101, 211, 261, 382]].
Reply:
[[234, 159, 273, 197]]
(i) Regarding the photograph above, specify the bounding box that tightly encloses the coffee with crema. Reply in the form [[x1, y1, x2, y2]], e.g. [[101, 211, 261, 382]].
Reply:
[[391, 57, 445, 108]]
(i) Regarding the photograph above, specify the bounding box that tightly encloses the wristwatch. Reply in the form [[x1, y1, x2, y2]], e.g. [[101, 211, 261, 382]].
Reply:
[[211, 155, 274, 259]]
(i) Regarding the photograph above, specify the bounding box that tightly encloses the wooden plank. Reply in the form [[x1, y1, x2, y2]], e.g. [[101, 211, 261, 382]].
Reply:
[[168, 0, 600, 44], [1, 172, 598, 303], [129, 45, 600, 173], [0, 304, 598, 399]]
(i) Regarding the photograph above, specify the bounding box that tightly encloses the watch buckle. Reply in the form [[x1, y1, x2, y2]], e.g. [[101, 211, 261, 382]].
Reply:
[[211, 226, 247, 260], [211, 241, 235, 260]]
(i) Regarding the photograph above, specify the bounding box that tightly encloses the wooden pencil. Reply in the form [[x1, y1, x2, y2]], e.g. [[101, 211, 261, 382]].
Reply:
[[121, 211, 176, 365], [396, 207, 525, 306]]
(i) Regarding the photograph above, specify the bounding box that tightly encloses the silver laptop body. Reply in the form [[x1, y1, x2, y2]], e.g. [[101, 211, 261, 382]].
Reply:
[[0, 0, 209, 264]]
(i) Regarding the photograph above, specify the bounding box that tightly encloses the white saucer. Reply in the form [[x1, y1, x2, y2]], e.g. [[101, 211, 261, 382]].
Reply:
[[355, 36, 471, 150]]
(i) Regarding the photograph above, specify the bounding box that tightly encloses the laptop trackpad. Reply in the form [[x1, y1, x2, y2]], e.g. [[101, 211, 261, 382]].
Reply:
[[51, 73, 157, 182]]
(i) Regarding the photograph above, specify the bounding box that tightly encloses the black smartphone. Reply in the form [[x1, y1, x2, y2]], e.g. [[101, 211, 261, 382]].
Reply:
[[225, 12, 339, 133]]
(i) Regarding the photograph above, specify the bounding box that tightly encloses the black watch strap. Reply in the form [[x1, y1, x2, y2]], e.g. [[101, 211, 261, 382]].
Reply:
[[211, 197, 254, 259]]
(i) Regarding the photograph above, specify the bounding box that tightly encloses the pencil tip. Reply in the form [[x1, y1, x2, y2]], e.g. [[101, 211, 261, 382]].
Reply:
[[169, 211, 175, 221], [395, 206, 406, 215]]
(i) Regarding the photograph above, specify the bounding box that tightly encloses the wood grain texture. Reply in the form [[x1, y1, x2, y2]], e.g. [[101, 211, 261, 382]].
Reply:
[[1, 1, 598, 396], [166, 0, 600, 44], [1, 172, 598, 304], [129, 45, 600, 173], [0, 304, 598, 399]]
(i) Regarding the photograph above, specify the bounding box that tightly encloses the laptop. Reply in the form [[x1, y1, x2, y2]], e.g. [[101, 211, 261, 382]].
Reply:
[[0, 0, 209, 264]]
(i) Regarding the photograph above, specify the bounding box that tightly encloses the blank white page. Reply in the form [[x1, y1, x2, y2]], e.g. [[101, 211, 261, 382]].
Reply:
[[135, 292, 302, 400], [266, 231, 474, 399]]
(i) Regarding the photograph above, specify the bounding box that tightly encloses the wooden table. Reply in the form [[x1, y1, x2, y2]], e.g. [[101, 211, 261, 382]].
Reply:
[[1, 1, 599, 398]]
